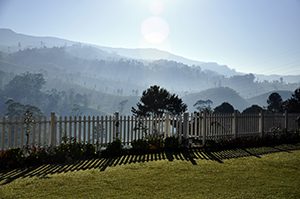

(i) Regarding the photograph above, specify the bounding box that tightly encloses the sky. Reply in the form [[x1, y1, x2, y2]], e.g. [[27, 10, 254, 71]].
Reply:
[[0, 0, 300, 75]]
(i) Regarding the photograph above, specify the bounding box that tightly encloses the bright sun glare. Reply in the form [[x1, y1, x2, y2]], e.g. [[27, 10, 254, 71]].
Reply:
[[141, 16, 170, 44], [141, 0, 170, 45]]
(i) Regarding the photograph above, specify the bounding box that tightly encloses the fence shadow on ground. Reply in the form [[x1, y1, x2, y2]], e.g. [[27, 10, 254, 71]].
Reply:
[[1, 143, 300, 185]]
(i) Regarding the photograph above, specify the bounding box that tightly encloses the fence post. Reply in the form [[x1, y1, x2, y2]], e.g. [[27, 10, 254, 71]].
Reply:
[[232, 111, 238, 139], [114, 112, 119, 141], [50, 112, 57, 146], [284, 110, 288, 133], [201, 112, 206, 145], [183, 112, 189, 142], [165, 113, 170, 138], [259, 111, 264, 137], [1, 117, 5, 151], [177, 115, 182, 144]]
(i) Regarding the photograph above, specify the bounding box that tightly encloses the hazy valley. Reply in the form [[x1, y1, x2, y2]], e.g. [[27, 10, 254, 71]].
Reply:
[[1, 28, 299, 116]]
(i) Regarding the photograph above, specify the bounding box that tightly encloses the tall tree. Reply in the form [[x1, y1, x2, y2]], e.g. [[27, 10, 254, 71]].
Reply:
[[193, 99, 213, 112], [4, 72, 45, 105], [242, 105, 263, 114], [214, 102, 235, 114], [5, 99, 44, 118], [267, 92, 283, 113], [132, 85, 187, 117], [284, 87, 300, 113]]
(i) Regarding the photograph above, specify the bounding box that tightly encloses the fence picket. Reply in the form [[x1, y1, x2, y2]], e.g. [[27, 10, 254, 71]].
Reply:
[[43, 116, 47, 146], [100, 116, 104, 146], [8, 120, 12, 149], [14, 117, 18, 148], [78, 116, 82, 143], [38, 117, 42, 146], [131, 116, 134, 143], [96, 116, 100, 144], [92, 116, 95, 145], [87, 116, 91, 144], [69, 116, 72, 143], [20, 118, 24, 148], [127, 116, 130, 145], [58, 116, 62, 144], [83, 116, 86, 143], [74, 116, 77, 141], [1, 117, 4, 150]]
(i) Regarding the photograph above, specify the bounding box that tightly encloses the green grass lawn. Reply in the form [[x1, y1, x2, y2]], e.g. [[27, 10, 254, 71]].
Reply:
[[1, 145, 300, 199]]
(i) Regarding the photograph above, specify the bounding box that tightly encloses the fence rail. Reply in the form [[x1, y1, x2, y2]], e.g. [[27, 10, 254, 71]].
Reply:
[[0, 112, 299, 150]]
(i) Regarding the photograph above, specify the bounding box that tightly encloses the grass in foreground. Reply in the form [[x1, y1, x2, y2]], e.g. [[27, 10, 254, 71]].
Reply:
[[0, 146, 300, 199]]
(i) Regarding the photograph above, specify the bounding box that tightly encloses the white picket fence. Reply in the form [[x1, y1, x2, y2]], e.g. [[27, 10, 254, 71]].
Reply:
[[0, 112, 299, 150]]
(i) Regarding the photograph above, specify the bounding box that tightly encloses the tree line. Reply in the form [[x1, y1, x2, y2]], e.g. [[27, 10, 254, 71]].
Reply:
[[1, 72, 300, 118], [131, 85, 300, 116]]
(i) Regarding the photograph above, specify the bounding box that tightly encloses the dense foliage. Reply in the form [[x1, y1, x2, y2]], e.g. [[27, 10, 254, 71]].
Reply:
[[132, 85, 187, 117], [214, 102, 235, 113], [267, 92, 283, 113], [242, 104, 263, 114], [284, 87, 300, 113]]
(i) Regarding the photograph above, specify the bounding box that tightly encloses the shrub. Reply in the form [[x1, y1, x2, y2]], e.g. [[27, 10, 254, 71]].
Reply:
[[164, 136, 180, 151], [82, 144, 97, 159], [147, 134, 164, 151], [0, 148, 24, 170], [204, 139, 218, 150], [103, 139, 123, 157], [131, 139, 149, 153], [24, 146, 49, 166], [202, 130, 300, 151]]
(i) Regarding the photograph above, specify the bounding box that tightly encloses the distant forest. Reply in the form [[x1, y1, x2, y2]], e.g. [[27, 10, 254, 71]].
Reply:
[[0, 46, 300, 116]]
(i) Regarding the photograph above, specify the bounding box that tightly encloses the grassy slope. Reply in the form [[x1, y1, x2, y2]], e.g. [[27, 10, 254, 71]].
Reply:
[[1, 147, 300, 199]]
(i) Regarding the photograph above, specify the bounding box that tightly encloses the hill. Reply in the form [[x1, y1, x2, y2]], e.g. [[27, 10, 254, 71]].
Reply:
[[247, 90, 293, 108], [2, 28, 300, 82], [182, 87, 250, 111], [0, 28, 239, 77]]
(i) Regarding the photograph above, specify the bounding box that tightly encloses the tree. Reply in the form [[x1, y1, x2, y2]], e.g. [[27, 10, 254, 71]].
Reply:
[[242, 105, 263, 114], [5, 99, 44, 118], [4, 72, 45, 105], [214, 102, 234, 114], [267, 92, 283, 113], [131, 85, 187, 117], [284, 87, 300, 113], [193, 99, 213, 112]]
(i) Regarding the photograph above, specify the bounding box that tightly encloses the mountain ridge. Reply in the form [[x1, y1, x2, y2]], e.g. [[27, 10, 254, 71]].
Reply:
[[1, 28, 300, 81], [0, 28, 239, 76]]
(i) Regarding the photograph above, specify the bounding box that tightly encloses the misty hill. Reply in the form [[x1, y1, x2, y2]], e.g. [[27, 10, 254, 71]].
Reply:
[[256, 74, 300, 84], [0, 47, 232, 94], [247, 90, 293, 108], [1, 28, 300, 82], [0, 28, 75, 51], [1, 29, 300, 115], [1, 46, 299, 99], [0, 28, 239, 77], [96, 46, 238, 76], [182, 87, 250, 111]]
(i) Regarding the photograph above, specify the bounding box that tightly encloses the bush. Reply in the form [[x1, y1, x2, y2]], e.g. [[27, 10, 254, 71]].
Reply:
[[0, 148, 24, 170], [24, 146, 50, 167], [83, 144, 97, 159], [164, 136, 180, 151], [103, 139, 123, 157], [147, 134, 164, 151], [0, 136, 99, 170], [131, 139, 149, 153], [202, 130, 300, 151]]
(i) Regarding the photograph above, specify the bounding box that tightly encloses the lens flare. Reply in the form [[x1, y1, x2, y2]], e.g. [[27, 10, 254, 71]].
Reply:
[[141, 16, 170, 44], [149, 0, 164, 15]]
